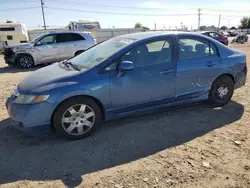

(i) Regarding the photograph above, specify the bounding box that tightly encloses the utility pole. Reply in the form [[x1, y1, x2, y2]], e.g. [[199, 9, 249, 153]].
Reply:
[[198, 8, 202, 30], [218, 15, 221, 31], [40, 0, 46, 30]]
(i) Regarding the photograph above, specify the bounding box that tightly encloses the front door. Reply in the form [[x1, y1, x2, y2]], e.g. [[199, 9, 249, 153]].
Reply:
[[34, 34, 59, 64], [110, 38, 176, 112], [176, 36, 221, 99]]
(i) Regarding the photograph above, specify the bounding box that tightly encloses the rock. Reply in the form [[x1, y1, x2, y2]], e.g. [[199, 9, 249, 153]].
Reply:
[[115, 184, 123, 188], [155, 177, 159, 183], [109, 180, 115, 184], [234, 140, 241, 145], [143, 178, 149, 182], [244, 165, 250, 170], [202, 161, 211, 169]]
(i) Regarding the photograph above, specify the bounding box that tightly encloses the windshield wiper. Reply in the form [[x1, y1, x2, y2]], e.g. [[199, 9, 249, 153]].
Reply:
[[62, 61, 81, 71]]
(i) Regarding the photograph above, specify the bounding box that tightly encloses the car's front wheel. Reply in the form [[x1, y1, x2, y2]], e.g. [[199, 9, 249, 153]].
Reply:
[[53, 97, 101, 139], [16, 54, 34, 68], [209, 75, 235, 107]]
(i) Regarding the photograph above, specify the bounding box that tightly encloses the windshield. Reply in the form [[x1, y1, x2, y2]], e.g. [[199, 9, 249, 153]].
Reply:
[[70, 37, 136, 70]]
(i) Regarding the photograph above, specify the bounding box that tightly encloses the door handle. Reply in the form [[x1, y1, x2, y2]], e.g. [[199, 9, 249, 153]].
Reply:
[[206, 62, 216, 67], [160, 69, 174, 74]]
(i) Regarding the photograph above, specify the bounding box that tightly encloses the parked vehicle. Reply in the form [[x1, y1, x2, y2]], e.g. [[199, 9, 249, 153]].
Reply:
[[232, 33, 249, 44], [219, 31, 230, 37], [0, 20, 29, 48], [228, 30, 238, 37], [6, 32, 247, 139], [201, 31, 229, 45], [3, 31, 96, 68]]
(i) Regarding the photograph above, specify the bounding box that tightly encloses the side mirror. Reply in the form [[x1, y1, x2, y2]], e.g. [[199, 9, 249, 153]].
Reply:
[[118, 61, 135, 72], [35, 41, 42, 46]]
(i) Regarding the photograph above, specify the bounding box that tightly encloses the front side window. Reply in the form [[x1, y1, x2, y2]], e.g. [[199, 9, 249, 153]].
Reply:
[[179, 38, 210, 60], [116, 39, 172, 68], [37, 35, 56, 45]]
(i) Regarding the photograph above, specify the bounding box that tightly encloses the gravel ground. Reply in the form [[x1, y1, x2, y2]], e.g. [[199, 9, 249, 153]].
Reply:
[[0, 44, 250, 188]]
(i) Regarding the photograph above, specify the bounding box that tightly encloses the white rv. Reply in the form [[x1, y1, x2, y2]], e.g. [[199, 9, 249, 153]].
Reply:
[[0, 20, 29, 49]]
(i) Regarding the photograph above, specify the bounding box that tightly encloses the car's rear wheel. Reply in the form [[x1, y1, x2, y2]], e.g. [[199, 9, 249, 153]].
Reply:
[[53, 97, 101, 139], [16, 54, 34, 68], [209, 76, 235, 107]]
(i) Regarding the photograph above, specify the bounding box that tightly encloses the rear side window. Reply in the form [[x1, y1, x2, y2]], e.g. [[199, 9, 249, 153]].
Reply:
[[178, 37, 218, 60], [71, 33, 85, 41], [56, 33, 85, 43], [209, 42, 219, 56]]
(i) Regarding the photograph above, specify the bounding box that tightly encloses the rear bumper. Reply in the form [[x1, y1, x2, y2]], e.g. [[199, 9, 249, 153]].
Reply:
[[235, 67, 247, 89]]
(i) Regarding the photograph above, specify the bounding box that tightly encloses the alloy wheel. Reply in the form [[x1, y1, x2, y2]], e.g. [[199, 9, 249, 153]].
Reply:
[[61, 104, 95, 136]]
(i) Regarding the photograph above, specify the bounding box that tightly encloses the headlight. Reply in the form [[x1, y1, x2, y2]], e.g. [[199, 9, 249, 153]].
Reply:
[[15, 94, 50, 104]]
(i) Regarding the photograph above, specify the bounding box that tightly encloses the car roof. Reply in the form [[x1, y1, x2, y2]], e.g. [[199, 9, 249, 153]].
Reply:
[[116, 31, 205, 40], [47, 30, 91, 35]]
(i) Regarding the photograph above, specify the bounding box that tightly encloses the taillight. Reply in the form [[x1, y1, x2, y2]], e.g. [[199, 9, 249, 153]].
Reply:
[[245, 62, 247, 67]]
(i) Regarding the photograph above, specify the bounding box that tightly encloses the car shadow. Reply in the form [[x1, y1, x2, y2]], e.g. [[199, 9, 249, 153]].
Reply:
[[0, 100, 244, 187], [0, 64, 47, 74]]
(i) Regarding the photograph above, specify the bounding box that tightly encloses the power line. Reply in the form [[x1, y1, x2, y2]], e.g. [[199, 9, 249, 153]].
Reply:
[[49, 0, 198, 11], [48, 0, 250, 13], [0, 0, 37, 4], [0, 7, 40, 11], [46, 6, 197, 17]]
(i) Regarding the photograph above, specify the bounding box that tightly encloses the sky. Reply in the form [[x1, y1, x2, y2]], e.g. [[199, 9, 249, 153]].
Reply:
[[0, 0, 250, 30]]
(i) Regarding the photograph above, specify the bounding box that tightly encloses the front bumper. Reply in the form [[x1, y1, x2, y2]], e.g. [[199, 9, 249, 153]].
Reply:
[[3, 48, 16, 65], [6, 96, 55, 136]]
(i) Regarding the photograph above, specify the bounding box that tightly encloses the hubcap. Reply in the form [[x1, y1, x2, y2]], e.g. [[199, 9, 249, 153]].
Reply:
[[20, 56, 33, 68], [61, 104, 95, 136], [217, 86, 229, 98]]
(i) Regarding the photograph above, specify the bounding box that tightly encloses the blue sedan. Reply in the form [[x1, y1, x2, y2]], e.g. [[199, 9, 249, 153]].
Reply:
[[6, 32, 247, 139]]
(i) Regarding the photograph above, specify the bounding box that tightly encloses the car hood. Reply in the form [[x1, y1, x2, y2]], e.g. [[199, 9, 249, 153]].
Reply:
[[18, 63, 80, 94], [8, 43, 33, 49]]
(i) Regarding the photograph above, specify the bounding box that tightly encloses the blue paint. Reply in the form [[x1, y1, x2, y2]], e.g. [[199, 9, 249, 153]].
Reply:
[[6, 32, 247, 136]]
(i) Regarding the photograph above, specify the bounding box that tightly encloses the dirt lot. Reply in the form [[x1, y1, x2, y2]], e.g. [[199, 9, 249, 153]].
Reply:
[[0, 44, 250, 188]]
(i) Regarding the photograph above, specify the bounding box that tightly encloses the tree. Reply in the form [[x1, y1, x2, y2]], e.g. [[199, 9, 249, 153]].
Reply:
[[230, 26, 237, 30], [220, 26, 228, 30], [134, 22, 142, 28], [199, 25, 207, 31], [248, 18, 250, 28], [240, 17, 249, 29]]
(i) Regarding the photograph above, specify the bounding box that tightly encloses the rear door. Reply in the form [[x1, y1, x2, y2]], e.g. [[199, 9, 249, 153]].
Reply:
[[56, 33, 86, 61], [176, 36, 221, 99], [34, 34, 59, 64]]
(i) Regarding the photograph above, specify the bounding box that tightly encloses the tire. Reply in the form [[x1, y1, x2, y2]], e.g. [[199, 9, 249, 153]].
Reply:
[[16, 54, 34, 68], [209, 76, 235, 107], [74, 50, 84, 56], [53, 97, 101, 140]]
